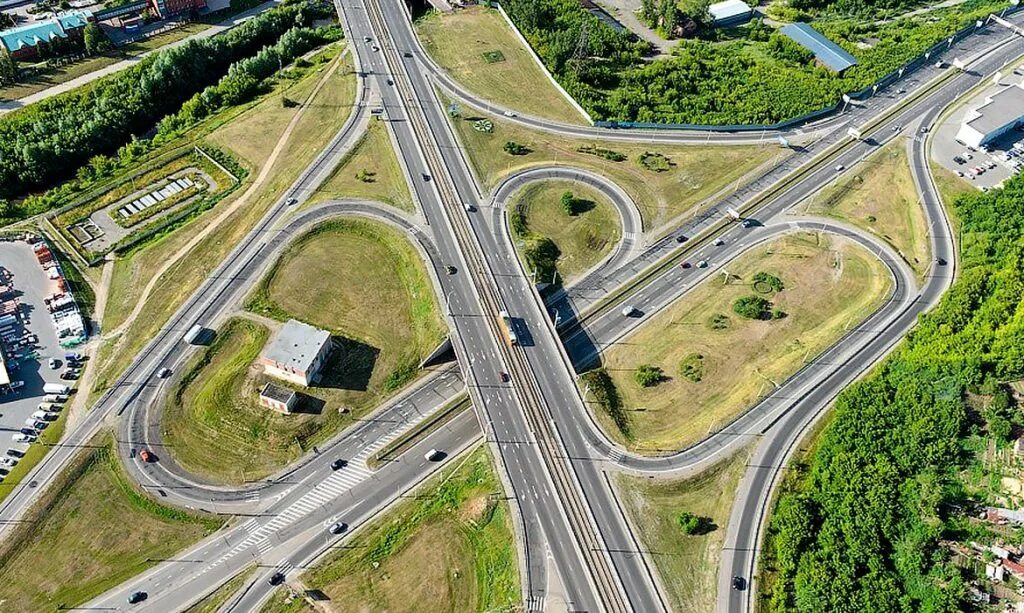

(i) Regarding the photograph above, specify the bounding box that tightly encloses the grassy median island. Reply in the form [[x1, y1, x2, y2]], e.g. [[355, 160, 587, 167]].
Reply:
[[593, 232, 892, 453], [807, 141, 930, 279], [310, 119, 414, 212], [90, 49, 357, 403], [510, 180, 621, 285], [448, 102, 781, 232], [165, 220, 445, 483], [186, 566, 256, 613], [616, 447, 751, 612], [302, 446, 519, 611], [415, 6, 586, 125], [0, 437, 221, 610]]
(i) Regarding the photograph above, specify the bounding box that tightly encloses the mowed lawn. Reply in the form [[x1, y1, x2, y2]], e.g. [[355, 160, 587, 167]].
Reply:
[[302, 446, 519, 612], [311, 119, 414, 212], [91, 50, 356, 403], [616, 447, 751, 613], [449, 103, 780, 232], [415, 6, 585, 125], [0, 441, 221, 610], [809, 142, 930, 279], [598, 232, 893, 453], [166, 219, 446, 483], [510, 180, 621, 284]]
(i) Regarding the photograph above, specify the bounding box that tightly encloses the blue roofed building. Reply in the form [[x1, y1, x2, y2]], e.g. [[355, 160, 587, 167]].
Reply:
[[780, 23, 858, 73], [0, 10, 94, 61]]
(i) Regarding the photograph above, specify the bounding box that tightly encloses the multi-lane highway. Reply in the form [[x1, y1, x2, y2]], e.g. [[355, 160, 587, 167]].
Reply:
[[2, 1, 1023, 611]]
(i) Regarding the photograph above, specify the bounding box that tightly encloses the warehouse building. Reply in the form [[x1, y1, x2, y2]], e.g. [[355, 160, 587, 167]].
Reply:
[[781, 23, 858, 73], [955, 80, 1024, 149], [260, 319, 332, 387], [708, 0, 752, 26]]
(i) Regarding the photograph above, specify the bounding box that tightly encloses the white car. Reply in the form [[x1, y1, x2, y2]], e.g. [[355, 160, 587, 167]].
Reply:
[[32, 410, 57, 421], [0, 457, 17, 468], [425, 449, 442, 462], [12, 433, 35, 443], [834, 164, 845, 172], [157, 368, 172, 379], [621, 305, 636, 317], [503, 110, 516, 118]]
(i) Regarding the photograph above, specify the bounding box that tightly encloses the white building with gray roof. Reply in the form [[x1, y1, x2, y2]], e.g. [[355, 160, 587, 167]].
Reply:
[[259, 319, 332, 386]]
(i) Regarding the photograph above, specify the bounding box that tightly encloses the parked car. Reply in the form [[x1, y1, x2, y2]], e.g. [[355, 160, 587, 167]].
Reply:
[[12, 433, 34, 443], [47, 358, 59, 369]]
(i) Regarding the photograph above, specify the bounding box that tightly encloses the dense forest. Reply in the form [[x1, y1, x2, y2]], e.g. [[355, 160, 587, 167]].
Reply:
[[501, 0, 1009, 125], [0, 0, 331, 200], [763, 174, 1024, 611]]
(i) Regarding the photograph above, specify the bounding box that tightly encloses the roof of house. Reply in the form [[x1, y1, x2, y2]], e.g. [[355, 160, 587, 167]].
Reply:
[[0, 10, 92, 53], [263, 319, 331, 372], [708, 0, 751, 21], [260, 382, 296, 404], [781, 23, 858, 72], [964, 82, 1024, 135]]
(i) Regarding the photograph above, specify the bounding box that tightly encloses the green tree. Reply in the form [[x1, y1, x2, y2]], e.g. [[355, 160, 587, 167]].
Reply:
[[0, 47, 16, 87], [733, 295, 772, 320], [634, 364, 664, 387], [83, 22, 113, 55], [678, 511, 712, 534], [560, 190, 576, 215]]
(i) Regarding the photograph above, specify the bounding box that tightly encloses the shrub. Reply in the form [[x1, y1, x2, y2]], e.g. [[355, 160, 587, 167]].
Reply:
[[581, 369, 630, 437], [733, 295, 772, 320], [678, 511, 713, 535], [679, 352, 704, 382], [634, 364, 664, 387], [752, 271, 784, 293], [709, 313, 730, 330], [503, 141, 531, 155], [561, 190, 577, 215]]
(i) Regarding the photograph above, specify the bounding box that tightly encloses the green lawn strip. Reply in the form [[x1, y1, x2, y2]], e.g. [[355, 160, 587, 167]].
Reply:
[[414, 6, 586, 125], [308, 118, 414, 212], [598, 232, 893, 454], [0, 434, 222, 610], [185, 565, 257, 613], [301, 446, 519, 611], [447, 98, 778, 232], [259, 587, 315, 612], [808, 141, 930, 280], [615, 446, 752, 612], [367, 393, 471, 469], [509, 180, 621, 286]]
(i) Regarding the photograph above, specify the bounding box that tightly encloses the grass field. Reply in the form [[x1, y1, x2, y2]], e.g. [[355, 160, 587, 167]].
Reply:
[[186, 566, 256, 613], [595, 232, 893, 453], [301, 446, 519, 611], [91, 50, 356, 403], [163, 218, 444, 483], [0, 23, 210, 101], [616, 447, 752, 612], [510, 180, 621, 285], [310, 119, 414, 212], [808, 142, 929, 279], [415, 6, 585, 125], [260, 588, 314, 612], [448, 103, 780, 232], [0, 438, 221, 610]]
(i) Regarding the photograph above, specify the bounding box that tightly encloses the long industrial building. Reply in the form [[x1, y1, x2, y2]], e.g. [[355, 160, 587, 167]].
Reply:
[[956, 80, 1024, 149]]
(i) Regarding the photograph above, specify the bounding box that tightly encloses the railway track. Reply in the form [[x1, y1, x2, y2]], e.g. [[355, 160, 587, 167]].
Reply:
[[361, 1, 630, 610]]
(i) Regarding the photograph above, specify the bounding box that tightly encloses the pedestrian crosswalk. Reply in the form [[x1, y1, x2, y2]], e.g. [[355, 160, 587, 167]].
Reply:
[[200, 400, 436, 573]]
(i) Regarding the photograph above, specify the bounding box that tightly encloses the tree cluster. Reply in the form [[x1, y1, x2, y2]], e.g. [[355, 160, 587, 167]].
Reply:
[[764, 174, 1024, 611], [0, 1, 329, 200]]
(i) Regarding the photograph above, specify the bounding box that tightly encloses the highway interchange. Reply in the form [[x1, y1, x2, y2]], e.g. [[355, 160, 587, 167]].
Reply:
[[0, 1, 1022, 611]]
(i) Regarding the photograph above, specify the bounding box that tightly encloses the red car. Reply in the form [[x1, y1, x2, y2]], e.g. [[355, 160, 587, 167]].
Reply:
[[139, 449, 152, 463]]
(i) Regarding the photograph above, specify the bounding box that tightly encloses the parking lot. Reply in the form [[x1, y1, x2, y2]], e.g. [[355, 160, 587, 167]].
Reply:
[[931, 73, 1024, 191], [0, 240, 78, 473]]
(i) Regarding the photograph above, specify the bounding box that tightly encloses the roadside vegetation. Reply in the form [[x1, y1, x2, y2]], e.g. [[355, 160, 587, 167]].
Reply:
[[0, 436, 221, 610], [310, 118, 414, 212], [302, 446, 519, 611], [509, 180, 621, 285], [500, 0, 1009, 125], [808, 141, 929, 278], [90, 47, 356, 404], [414, 6, 586, 124], [0, 22, 210, 102], [0, 1, 338, 206], [593, 233, 891, 453], [448, 101, 779, 231], [616, 447, 752, 612], [760, 174, 1024, 611]]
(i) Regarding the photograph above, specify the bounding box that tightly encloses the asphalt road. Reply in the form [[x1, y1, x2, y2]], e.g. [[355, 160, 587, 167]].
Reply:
[[2, 4, 1022, 612]]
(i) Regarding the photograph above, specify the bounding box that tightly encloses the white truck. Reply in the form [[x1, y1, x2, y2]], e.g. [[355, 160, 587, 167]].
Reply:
[[43, 383, 70, 396], [184, 324, 204, 344]]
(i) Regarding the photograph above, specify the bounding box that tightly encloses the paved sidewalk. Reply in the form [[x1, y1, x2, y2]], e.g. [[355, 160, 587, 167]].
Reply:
[[0, 0, 280, 114]]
